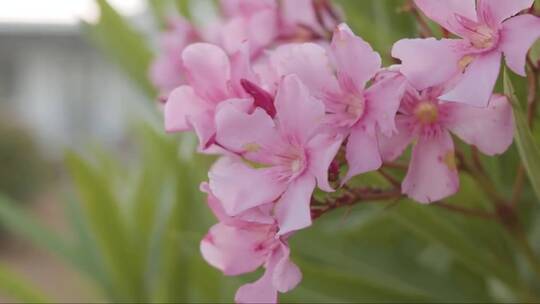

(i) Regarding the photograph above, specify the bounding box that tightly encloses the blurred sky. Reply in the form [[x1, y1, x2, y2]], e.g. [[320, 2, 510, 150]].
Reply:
[[0, 0, 145, 24]]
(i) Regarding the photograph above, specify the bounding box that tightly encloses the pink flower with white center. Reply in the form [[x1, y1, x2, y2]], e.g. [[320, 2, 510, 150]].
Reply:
[[218, 0, 279, 56], [392, 0, 540, 107], [200, 184, 301, 304], [379, 71, 514, 203], [149, 16, 198, 99], [270, 23, 406, 181], [208, 74, 342, 235], [164, 42, 260, 150]]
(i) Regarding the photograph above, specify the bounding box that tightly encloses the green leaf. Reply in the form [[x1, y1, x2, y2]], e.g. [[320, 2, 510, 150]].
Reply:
[[0, 263, 51, 303], [66, 152, 145, 301], [0, 195, 72, 260], [82, 0, 156, 98], [175, 0, 192, 20], [289, 259, 431, 302], [289, 206, 495, 302], [148, 0, 192, 27], [335, 0, 415, 63], [63, 194, 117, 299], [504, 69, 540, 201], [389, 201, 520, 291]]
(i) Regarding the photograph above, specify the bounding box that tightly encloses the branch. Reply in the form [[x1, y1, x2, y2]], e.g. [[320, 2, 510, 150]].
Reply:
[[311, 187, 402, 220]]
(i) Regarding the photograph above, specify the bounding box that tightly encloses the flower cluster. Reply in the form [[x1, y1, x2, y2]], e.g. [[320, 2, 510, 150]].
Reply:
[[154, 0, 540, 302]]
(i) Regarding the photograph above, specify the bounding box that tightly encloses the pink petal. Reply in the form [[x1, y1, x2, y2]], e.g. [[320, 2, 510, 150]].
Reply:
[[164, 86, 209, 132], [208, 157, 287, 216], [392, 38, 465, 91], [363, 74, 407, 136], [229, 42, 257, 97], [235, 260, 278, 304], [440, 51, 502, 107], [306, 134, 343, 192], [500, 14, 540, 77], [402, 131, 459, 203], [378, 117, 414, 162], [477, 0, 534, 26], [248, 9, 279, 52], [275, 175, 316, 235], [221, 10, 277, 57], [182, 43, 231, 102], [344, 127, 382, 182], [330, 23, 382, 92], [215, 103, 276, 154], [272, 245, 302, 293], [270, 43, 340, 99], [444, 94, 514, 156], [281, 0, 322, 35], [201, 182, 275, 226], [221, 17, 249, 55], [220, 0, 276, 18], [414, 0, 477, 36], [200, 223, 268, 276], [274, 75, 326, 144], [149, 54, 183, 96], [164, 86, 216, 148]]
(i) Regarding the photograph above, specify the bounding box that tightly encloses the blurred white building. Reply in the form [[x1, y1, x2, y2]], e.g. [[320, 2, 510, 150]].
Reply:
[[0, 22, 150, 159]]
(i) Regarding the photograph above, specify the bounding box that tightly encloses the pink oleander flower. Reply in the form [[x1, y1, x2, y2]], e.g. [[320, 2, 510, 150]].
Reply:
[[208, 74, 342, 235], [270, 23, 406, 181], [378, 70, 514, 203], [164, 42, 260, 149], [392, 0, 540, 107], [218, 0, 279, 56], [200, 184, 301, 304], [214, 0, 342, 57], [149, 16, 198, 99], [280, 0, 342, 39]]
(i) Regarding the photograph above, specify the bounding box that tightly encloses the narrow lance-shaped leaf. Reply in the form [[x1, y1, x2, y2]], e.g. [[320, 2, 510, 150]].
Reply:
[[0, 263, 52, 303], [504, 68, 540, 201], [0, 195, 72, 261], [389, 201, 522, 293], [66, 152, 145, 301], [63, 194, 118, 300], [175, 0, 192, 20]]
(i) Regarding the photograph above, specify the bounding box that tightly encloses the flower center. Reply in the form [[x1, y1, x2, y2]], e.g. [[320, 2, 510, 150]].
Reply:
[[344, 94, 365, 118], [414, 101, 438, 125], [290, 159, 302, 173], [470, 25, 497, 49]]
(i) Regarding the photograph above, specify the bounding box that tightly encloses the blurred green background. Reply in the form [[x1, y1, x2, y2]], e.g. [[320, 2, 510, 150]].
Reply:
[[0, 0, 539, 302]]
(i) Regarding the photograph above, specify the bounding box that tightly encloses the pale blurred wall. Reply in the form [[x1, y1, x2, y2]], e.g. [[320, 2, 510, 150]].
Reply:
[[0, 23, 149, 160]]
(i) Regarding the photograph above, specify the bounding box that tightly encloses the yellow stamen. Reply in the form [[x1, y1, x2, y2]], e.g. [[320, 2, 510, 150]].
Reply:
[[414, 102, 438, 124]]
